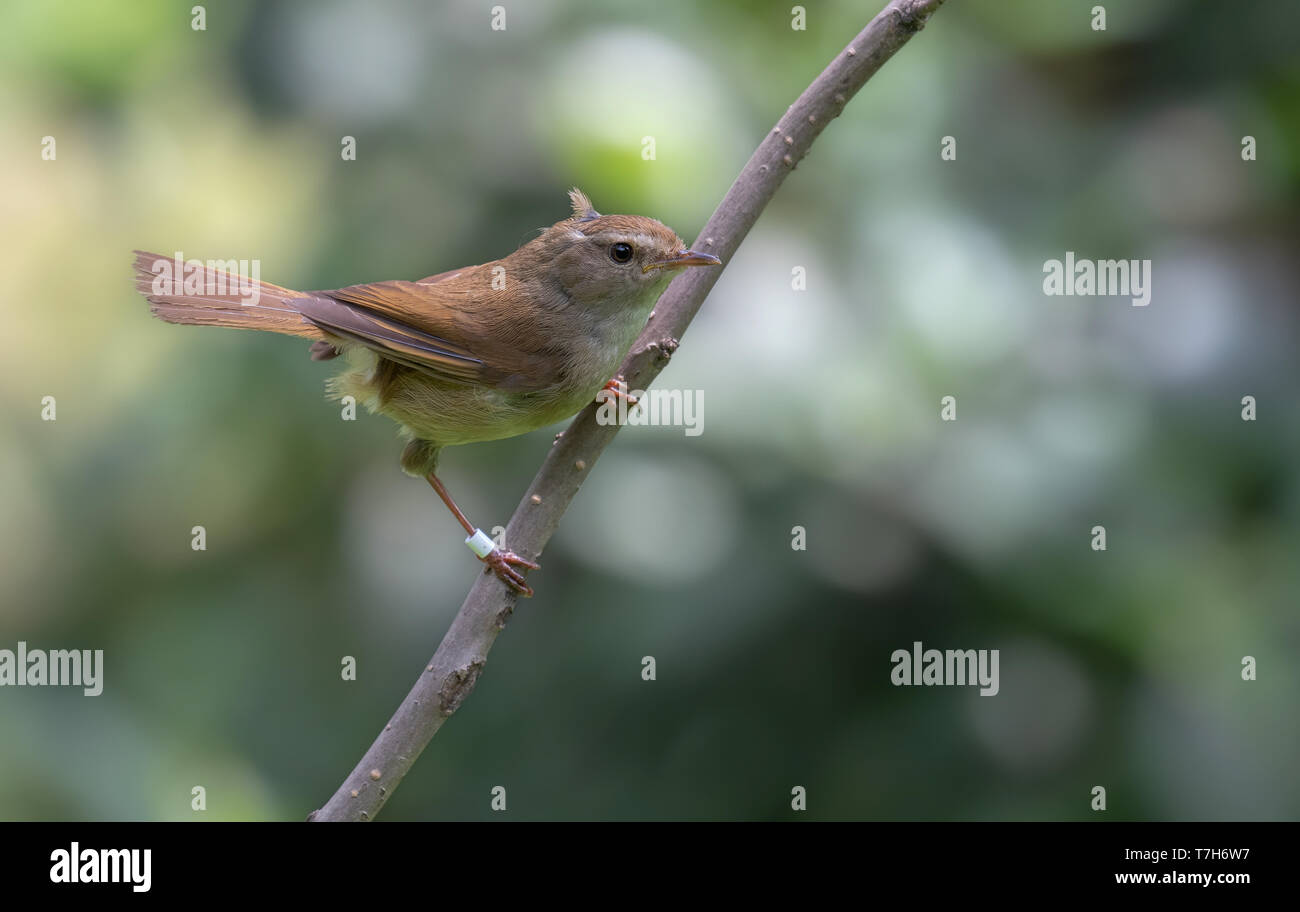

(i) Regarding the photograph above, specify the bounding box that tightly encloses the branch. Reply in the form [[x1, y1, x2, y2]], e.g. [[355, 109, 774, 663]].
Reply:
[[310, 0, 947, 822]]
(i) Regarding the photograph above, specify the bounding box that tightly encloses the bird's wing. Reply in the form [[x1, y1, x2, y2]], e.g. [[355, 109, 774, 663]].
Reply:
[[296, 281, 490, 386]]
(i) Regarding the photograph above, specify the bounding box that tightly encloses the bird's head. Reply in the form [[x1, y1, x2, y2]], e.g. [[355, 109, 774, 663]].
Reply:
[[516, 189, 721, 313]]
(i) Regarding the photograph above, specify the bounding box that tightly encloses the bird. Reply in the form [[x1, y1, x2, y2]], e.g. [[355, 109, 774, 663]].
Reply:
[[132, 189, 721, 595]]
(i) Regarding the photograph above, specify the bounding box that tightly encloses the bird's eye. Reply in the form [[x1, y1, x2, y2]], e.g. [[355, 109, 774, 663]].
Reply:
[[609, 242, 634, 264]]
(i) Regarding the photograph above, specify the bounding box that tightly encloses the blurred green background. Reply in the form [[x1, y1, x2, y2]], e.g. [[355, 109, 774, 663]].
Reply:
[[1, 0, 1297, 821]]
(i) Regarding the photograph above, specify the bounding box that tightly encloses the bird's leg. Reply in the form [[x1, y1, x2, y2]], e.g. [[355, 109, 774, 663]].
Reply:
[[599, 376, 639, 406], [425, 473, 540, 597]]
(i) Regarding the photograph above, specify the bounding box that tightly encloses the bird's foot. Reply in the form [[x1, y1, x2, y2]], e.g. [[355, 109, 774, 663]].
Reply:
[[599, 377, 638, 406], [481, 548, 541, 597], [464, 528, 539, 596]]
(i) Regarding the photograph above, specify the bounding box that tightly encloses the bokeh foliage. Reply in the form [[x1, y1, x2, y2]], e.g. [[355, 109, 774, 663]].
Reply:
[[1, 0, 1297, 820]]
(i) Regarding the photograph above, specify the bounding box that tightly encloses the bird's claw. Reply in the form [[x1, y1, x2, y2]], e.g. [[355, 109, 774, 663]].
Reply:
[[599, 377, 638, 406], [481, 548, 540, 597]]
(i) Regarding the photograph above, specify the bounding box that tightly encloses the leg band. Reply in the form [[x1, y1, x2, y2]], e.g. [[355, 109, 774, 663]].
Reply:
[[465, 528, 497, 559]]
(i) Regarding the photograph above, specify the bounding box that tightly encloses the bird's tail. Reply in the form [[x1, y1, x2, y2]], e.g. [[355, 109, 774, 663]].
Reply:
[[131, 250, 326, 341]]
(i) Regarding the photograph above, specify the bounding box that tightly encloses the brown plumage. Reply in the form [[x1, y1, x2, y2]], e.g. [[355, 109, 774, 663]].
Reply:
[[132, 190, 721, 595]]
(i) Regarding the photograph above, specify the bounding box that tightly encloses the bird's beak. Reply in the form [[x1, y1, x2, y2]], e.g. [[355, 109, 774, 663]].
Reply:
[[643, 249, 723, 273]]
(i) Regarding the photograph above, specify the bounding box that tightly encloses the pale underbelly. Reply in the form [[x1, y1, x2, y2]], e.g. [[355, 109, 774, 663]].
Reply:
[[332, 363, 595, 448]]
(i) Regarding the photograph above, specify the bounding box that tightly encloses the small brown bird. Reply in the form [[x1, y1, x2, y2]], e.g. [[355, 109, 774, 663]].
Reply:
[[132, 189, 720, 595]]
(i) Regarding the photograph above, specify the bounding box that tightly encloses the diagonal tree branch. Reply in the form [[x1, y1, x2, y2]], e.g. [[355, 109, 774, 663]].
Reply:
[[311, 0, 947, 822]]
